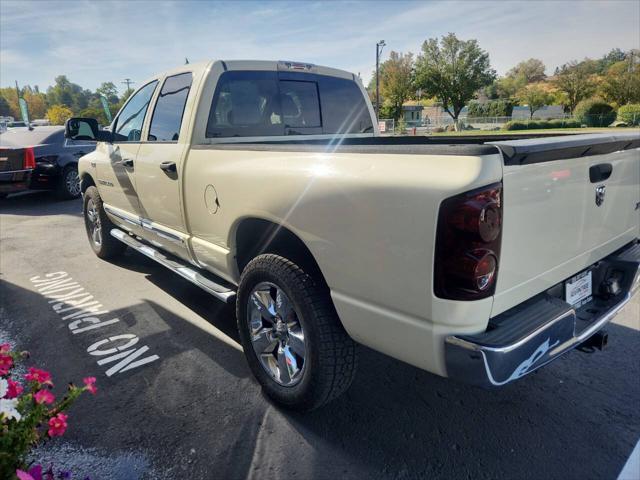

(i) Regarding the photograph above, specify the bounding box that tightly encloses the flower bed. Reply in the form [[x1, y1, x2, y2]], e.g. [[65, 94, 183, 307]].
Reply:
[[0, 343, 97, 479]]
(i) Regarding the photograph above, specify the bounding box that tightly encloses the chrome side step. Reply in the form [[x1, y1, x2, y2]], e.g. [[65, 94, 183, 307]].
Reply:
[[110, 228, 236, 304]]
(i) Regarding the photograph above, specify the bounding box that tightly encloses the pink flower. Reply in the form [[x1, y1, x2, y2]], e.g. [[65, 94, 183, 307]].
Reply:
[[47, 412, 68, 437], [16, 465, 42, 480], [0, 355, 13, 375], [0, 343, 10, 354], [5, 379, 23, 399], [24, 367, 52, 385], [83, 376, 97, 395], [34, 389, 55, 405]]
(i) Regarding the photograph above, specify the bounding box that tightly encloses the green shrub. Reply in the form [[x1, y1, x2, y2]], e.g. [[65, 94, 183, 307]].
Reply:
[[617, 104, 640, 126], [468, 99, 514, 118], [504, 120, 528, 130], [574, 98, 617, 127]]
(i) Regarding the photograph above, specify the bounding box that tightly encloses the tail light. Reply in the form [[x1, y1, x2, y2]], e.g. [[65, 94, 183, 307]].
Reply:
[[23, 147, 35, 169], [434, 182, 502, 300]]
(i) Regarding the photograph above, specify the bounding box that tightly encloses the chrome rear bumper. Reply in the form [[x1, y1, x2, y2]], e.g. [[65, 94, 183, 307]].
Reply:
[[445, 239, 640, 387]]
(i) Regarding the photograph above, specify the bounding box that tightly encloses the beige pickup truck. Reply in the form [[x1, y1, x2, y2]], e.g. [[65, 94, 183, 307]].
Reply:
[[66, 60, 640, 410]]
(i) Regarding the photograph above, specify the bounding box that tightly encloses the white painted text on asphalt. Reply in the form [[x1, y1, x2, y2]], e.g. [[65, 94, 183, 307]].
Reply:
[[30, 271, 159, 377]]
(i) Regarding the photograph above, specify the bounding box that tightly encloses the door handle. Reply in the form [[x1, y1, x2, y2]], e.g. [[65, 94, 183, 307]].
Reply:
[[589, 163, 612, 183], [120, 158, 134, 168], [159, 161, 177, 173]]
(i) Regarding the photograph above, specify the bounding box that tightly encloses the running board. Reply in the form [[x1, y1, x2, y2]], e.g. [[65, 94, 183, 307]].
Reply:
[[110, 228, 236, 304]]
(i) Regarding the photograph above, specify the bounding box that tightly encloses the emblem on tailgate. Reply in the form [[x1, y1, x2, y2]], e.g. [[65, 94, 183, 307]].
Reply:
[[595, 185, 606, 207]]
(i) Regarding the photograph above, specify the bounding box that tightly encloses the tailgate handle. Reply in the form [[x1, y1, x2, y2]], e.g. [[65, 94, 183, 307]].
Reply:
[[589, 163, 612, 183]]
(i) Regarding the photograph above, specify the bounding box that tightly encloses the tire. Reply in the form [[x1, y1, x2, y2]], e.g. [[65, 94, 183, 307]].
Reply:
[[236, 254, 357, 411], [57, 164, 82, 199], [83, 186, 126, 259]]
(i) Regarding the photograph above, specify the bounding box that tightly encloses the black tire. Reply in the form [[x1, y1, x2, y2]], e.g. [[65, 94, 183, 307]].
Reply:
[[237, 254, 357, 411], [83, 186, 126, 259], [57, 164, 82, 199]]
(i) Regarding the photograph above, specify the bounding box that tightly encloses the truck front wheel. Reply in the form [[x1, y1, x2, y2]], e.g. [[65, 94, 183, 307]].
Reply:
[[83, 186, 126, 259], [237, 254, 357, 411]]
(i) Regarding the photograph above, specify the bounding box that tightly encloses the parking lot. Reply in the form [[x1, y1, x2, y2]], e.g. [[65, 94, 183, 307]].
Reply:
[[1, 192, 639, 480]]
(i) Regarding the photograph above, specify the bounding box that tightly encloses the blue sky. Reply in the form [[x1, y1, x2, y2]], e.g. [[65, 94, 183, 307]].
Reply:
[[1, 0, 639, 93]]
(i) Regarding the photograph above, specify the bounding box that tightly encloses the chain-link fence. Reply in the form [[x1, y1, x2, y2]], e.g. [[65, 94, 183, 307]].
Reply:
[[377, 118, 395, 134], [383, 112, 639, 134]]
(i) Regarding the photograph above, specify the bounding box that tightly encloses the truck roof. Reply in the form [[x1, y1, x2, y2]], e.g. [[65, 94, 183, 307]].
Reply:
[[142, 60, 359, 87]]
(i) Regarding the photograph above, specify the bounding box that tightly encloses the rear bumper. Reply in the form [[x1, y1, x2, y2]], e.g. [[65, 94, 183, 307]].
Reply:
[[0, 169, 33, 194], [445, 239, 640, 387]]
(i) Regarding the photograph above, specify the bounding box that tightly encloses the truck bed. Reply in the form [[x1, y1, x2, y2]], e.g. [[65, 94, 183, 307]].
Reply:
[[197, 132, 639, 158]]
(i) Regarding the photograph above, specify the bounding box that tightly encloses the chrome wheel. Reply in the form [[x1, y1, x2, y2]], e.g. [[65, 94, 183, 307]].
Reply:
[[247, 282, 306, 386], [86, 198, 102, 246], [65, 168, 81, 197]]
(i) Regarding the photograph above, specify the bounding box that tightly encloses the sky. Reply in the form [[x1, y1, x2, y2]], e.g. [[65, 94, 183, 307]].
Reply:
[[1, 0, 639, 93]]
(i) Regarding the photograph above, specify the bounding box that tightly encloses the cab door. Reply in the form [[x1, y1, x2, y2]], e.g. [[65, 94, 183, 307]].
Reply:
[[135, 72, 193, 260], [96, 80, 158, 222]]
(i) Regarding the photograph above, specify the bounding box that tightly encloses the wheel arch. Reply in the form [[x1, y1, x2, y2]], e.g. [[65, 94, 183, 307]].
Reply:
[[80, 172, 96, 193], [233, 217, 328, 290]]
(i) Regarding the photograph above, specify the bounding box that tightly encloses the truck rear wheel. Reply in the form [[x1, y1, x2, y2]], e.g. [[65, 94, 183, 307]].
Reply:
[[83, 186, 126, 259], [236, 254, 357, 411]]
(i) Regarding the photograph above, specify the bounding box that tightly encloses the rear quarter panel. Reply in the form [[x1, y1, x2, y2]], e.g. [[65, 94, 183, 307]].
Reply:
[[183, 148, 503, 374]]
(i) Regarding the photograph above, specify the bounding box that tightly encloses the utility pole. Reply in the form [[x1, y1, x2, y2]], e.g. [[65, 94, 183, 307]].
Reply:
[[122, 78, 135, 91], [375, 40, 386, 120]]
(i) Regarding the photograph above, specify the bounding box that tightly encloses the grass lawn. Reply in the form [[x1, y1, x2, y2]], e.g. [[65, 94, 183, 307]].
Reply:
[[428, 127, 640, 136]]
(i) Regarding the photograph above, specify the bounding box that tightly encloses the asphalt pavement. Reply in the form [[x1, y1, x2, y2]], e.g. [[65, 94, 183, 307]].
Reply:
[[1, 191, 639, 480]]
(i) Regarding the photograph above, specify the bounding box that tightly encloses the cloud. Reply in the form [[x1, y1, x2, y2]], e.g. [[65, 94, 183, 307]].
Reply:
[[1, 0, 638, 91]]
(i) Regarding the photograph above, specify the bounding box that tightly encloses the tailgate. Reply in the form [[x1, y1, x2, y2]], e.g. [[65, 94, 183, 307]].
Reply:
[[490, 133, 640, 315], [0, 147, 24, 172]]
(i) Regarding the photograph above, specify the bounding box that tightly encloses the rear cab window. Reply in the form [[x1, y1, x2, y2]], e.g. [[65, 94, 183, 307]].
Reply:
[[206, 70, 372, 138], [148, 72, 193, 142]]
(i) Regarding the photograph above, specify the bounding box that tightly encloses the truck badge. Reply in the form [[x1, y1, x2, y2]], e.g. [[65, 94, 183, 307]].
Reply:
[[595, 185, 606, 207]]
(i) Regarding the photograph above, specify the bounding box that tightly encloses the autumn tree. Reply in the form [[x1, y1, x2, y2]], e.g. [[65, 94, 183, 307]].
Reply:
[[599, 53, 640, 106], [415, 33, 496, 128], [507, 58, 547, 83], [554, 61, 597, 113], [378, 51, 415, 120], [46, 104, 74, 125], [516, 84, 554, 118]]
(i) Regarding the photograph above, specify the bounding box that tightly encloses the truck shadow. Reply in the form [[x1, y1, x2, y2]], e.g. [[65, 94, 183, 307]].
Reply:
[[99, 252, 640, 480], [4, 267, 638, 480]]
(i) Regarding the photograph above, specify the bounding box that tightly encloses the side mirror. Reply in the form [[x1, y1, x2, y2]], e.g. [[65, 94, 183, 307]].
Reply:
[[65, 118, 112, 142]]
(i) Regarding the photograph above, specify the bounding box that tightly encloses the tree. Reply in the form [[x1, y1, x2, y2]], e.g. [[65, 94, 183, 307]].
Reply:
[[46, 105, 73, 125], [599, 54, 640, 106], [378, 51, 415, 120], [414, 33, 496, 128], [96, 82, 119, 104], [553, 61, 596, 113], [516, 84, 553, 118], [507, 58, 546, 83], [22, 90, 47, 119]]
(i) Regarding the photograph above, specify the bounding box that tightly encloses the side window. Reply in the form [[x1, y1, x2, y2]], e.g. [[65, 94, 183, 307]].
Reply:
[[206, 71, 284, 138], [279, 81, 321, 129], [113, 81, 158, 142], [318, 76, 373, 134], [148, 73, 192, 142]]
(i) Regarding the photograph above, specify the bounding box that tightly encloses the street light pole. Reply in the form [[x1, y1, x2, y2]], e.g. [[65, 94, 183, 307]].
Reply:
[[376, 40, 386, 120]]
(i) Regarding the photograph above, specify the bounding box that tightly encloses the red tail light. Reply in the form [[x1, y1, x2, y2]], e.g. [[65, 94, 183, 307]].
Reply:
[[23, 147, 35, 169], [434, 183, 502, 300]]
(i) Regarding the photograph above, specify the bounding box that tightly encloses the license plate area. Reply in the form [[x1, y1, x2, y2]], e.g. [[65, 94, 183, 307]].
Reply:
[[565, 270, 593, 307]]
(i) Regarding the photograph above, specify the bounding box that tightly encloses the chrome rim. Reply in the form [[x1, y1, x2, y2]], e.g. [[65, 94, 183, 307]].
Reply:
[[86, 199, 102, 246], [66, 169, 81, 196], [247, 282, 306, 386]]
